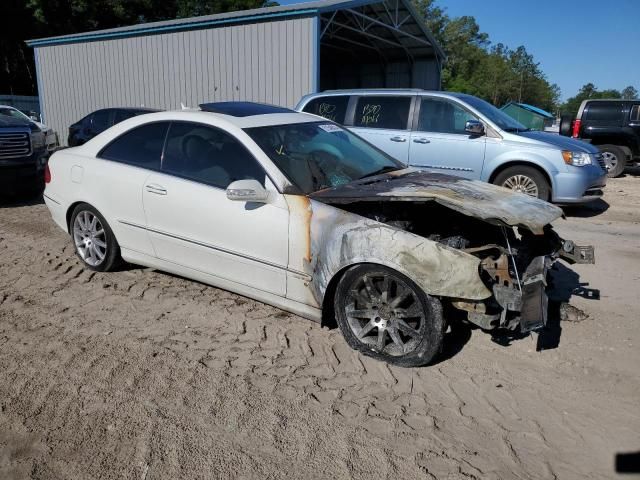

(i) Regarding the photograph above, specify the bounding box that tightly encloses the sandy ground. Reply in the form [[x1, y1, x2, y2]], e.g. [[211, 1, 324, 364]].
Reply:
[[0, 171, 639, 480]]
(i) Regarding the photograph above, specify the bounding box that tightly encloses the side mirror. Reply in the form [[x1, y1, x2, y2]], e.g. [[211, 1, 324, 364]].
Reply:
[[465, 120, 485, 136], [226, 179, 269, 203], [30, 115, 40, 122]]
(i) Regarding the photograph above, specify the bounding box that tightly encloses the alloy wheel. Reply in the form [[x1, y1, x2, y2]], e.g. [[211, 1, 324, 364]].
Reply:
[[73, 211, 107, 267], [502, 174, 539, 197], [345, 273, 426, 356], [601, 151, 618, 171]]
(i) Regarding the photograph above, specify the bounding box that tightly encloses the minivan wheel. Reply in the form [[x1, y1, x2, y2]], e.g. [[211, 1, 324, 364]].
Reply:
[[334, 264, 444, 367], [493, 166, 550, 201], [599, 145, 626, 178], [70, 204, 121, 272]]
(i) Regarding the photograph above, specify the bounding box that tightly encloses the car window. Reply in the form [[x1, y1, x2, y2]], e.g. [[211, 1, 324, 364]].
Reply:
[[302, 96, 350, 124], [353, 96, 411, 130], [584, 102, 624, 125], [630, 105, 640, 122], [418, 97, 479, 134], [162, 122, 265, 189], [99, 121, 169, 169], [113, 110, 136, 124], [92, 110, 112, 133]]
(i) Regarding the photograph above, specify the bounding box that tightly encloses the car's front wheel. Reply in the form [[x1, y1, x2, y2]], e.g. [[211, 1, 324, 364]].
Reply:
[[334, 264, 444, 367], [70, 203, 121, 271], [493, 166, 550, 201]]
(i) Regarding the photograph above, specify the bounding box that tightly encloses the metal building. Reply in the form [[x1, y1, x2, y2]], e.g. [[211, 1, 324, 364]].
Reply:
[[27, 0, 444, 145]]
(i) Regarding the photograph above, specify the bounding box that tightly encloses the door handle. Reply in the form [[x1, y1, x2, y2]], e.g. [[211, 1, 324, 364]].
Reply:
[[390, 136, 407, 142], [145, 184, 167, 195], [413, 138, 431, 144]]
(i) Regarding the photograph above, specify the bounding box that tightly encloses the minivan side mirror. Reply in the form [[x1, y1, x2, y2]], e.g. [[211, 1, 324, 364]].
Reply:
[[465, 120, 485, 136], [226, 179, 269, 203]]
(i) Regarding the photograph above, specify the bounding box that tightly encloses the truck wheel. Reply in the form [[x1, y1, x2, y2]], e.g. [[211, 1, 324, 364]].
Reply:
[[599, 145, 627, 178], [493, 166, 550, 201], [334, 264, 444, 367]]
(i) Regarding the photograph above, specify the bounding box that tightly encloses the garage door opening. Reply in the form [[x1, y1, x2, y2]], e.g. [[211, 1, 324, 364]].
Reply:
[[318, 0, 444, 91]]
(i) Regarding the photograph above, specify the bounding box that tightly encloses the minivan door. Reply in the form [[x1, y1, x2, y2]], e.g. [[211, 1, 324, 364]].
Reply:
[[409, 96, 486, 180], [348, 95, 414, 164]]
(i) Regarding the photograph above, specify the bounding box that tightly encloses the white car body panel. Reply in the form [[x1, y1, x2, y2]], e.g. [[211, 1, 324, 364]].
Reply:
[[142, 171, 289, 297]]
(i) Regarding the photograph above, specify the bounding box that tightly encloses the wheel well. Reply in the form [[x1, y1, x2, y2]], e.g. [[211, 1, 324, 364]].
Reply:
[[65, 201, 87, 233], [488, 161, 553, 191], [321, 264, 360, 329]]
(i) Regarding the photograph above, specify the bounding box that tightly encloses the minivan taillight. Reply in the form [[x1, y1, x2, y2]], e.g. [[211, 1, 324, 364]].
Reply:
[[44, 164, 51, 183], [571, 119, 581, 138]]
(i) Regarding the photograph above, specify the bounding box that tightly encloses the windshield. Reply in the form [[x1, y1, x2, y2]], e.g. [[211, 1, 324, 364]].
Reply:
[[244, 122, 404, 194], [0, 107, 31, 123], [456, 95, 528, 132]]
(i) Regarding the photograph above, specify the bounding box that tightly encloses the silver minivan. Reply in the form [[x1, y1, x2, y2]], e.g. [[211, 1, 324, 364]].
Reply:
[[296, 90, 607, 203]]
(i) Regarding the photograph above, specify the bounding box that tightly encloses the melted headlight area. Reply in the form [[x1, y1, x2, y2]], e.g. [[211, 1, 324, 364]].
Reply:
[[333, 201, 594, 333]]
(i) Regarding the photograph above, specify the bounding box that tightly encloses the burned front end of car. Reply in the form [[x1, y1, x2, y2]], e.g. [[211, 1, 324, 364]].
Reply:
[[310, 170, 595, 334], [453, 225, 594, 333]]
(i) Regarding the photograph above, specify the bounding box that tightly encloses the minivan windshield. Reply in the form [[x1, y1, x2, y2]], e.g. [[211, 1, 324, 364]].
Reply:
[[454, 94, 529, 132], [245, 121, 403, 194]]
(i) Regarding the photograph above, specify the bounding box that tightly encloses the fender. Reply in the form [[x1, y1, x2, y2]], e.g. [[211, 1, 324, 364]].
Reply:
[[481, 142, 564, 191], [285, 196, 492, 307]]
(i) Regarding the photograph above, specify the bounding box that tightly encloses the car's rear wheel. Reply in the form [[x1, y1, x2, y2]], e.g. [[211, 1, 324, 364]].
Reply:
[[493, 166, 550, 201], [599, 144, 627, 178], [334, 264, 444, 367], [70, 204, 121, 272]]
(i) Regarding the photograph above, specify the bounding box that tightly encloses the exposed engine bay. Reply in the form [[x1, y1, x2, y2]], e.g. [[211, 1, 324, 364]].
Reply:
[[328, 200, 595, 333]]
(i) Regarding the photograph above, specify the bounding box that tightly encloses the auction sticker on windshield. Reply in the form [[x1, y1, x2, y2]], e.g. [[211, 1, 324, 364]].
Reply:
[[318, 124, 343, 133]]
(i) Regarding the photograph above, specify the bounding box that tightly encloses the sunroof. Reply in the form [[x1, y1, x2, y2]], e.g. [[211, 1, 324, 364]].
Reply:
[[199, 102, 295, 117]]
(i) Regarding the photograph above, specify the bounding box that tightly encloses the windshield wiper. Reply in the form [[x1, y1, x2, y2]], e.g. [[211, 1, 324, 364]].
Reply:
[[359, 165, 401, 180]]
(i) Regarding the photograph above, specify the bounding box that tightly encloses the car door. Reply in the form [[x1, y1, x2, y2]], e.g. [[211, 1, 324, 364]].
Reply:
[[92, 121, 170, 256], [348, 95, 413, 164], [142, 121, 289, 296], [409, 96, 486, 180]]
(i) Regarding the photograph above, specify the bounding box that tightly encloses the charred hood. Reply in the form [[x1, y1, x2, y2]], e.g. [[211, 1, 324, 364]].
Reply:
[[310, 169, 563, 234]]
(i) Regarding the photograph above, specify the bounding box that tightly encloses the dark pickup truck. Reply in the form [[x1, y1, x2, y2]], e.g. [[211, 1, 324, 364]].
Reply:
[[0, 115, 48, 196], [560, 99, 640, 177]]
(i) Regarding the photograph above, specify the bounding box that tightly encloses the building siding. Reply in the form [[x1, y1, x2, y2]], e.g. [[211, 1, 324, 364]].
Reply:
[[36, 17, 315, 145]]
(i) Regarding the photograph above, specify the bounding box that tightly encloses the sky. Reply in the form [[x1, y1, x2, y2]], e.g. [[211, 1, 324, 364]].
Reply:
[[279, 0, 640, 101]]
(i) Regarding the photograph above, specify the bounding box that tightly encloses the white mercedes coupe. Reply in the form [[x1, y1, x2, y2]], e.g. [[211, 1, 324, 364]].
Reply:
[[44, 102, 594, 366]]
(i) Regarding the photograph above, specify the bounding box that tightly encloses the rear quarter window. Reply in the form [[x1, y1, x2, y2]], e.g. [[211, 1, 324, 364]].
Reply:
[[353, 96, 412, 130], [630, 105, 640, 122], [584, 102, 624, 125], [98, 122, 169, 170], [302, 96, 350, 124]]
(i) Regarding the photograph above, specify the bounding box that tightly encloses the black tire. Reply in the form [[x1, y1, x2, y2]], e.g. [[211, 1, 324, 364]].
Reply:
[[70, 203, 121, 272], [598, 144, 627, 178], [334, 264, 445, 367], [493, 166, 551, 201], [559, 114, 573, 137]]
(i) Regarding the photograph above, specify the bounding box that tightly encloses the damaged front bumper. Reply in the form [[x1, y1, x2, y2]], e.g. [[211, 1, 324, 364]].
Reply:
[[461, 240, 595, 333]]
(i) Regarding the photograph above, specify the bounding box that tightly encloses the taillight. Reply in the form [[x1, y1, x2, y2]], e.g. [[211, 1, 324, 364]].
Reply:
[[44, 164, 51, 183], [571, 119, 581, 138]]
